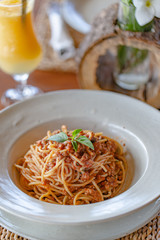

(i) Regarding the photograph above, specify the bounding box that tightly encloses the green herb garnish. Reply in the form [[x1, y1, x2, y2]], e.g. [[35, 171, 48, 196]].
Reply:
[[47, 129, 94, 152], [47, 132, 68, 143]]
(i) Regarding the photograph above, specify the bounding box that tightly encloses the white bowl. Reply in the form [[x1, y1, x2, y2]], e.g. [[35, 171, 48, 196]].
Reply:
[[62, 0, 118, 34], [0, 90, 160, 240]]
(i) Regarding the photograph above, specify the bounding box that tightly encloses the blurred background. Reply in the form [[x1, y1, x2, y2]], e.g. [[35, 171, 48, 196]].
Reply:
[[0, 0, 160, 109]]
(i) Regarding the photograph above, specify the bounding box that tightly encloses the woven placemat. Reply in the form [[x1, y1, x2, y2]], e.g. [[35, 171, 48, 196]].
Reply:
[[35, 0, 76, 72], [0, 212, 160, 240]]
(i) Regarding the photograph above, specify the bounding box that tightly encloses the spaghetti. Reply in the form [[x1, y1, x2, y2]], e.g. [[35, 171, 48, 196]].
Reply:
[[15, 126, 127, 205]]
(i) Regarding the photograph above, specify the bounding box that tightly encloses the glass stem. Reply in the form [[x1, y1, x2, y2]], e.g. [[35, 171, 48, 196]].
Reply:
[[13, 73, 29, 90]]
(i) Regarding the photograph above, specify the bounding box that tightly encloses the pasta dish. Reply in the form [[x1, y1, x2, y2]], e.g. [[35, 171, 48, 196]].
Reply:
[[15, 125, 127, 205]]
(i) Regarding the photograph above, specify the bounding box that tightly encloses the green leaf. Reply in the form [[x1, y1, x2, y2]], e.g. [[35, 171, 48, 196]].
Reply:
[[72, 129, 82, 138], [72, 141, 78, 152], [76, 136, 94, 150], [47, 132, 68, 142]]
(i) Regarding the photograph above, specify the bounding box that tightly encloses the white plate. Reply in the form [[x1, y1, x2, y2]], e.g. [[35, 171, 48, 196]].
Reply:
[[62, 0, 118, 34], [0, 90, 160, 239]]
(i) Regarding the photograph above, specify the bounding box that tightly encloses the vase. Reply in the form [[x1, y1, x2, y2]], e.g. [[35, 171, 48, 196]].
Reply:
[[114, 0, 153, 90]]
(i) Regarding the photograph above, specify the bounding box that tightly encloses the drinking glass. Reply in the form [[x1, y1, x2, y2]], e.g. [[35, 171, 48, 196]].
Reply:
[[0, 0, 42, 106]]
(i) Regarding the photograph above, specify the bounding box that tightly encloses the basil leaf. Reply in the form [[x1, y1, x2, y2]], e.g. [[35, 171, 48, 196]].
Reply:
[[47, 132, 68, 142], [76, 136, 94, 150], [72, 129, 82, 138], [72, 140, 78, 152]]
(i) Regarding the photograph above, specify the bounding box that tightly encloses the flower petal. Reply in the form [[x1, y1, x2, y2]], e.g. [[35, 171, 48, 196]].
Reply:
[[133, 0, 145, 8], [135, 5, 154, 26], [152, 0, 160, 17]]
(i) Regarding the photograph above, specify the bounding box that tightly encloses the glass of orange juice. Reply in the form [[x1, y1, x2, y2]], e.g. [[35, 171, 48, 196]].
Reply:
[[0, 0, 42, 106]]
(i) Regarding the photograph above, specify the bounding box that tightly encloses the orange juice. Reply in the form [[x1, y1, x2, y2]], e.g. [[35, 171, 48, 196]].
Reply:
[[0, 0, 42, 75]]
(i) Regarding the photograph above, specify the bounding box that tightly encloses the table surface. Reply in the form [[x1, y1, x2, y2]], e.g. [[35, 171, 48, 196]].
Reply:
[[0, 69, 80, 111]]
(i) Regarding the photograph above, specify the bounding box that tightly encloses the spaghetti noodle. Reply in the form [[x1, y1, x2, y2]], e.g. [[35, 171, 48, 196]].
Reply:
[[15, 126, 127, 205]]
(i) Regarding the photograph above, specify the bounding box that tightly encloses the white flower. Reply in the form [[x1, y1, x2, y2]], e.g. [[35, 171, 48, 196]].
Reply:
[[133, 0, 160, 26]]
